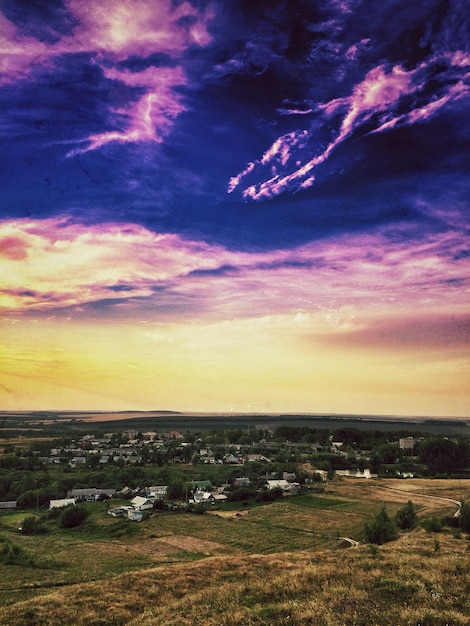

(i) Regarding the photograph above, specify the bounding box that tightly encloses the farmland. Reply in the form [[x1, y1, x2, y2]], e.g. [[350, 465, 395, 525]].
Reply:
[[1, 476, 469, 625], [0, 414, 469, 624]]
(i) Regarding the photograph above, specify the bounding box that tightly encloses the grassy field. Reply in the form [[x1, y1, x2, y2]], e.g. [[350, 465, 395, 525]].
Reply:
[[0, 478, 469, 625]]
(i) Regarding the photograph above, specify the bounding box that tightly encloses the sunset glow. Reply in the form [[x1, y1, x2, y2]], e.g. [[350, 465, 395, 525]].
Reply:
[[1, 1, 469, 416]]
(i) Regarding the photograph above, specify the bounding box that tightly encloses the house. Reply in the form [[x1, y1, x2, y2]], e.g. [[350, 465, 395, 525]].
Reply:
[[146, 485, 168, 498], [313, 469, 329, 482], [67, 488, 115, 501], [193, 490, 213, 503], [69, 456, 86, 467], [50, 498, 76, 509], [126, 509, 143, 522], [399, 437, 415, 450], [143, 431, 157, 441], [130, 496, 153, 510], [266, 479, 299, 492], [0, 501, 17, 510], [211, 493, 228, 503], [224, 454, 241, 464], [246, 454, 270, 463], [193, 491, 227, 504]]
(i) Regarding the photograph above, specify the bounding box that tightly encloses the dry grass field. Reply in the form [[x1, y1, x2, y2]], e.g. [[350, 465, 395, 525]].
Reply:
[[0, 478, 469, 625], [0, 529, 468, 625]]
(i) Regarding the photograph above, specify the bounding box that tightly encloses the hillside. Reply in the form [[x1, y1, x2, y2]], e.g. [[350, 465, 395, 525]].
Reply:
[[0, 529, 469, 625], [0, 477, 469, 625]]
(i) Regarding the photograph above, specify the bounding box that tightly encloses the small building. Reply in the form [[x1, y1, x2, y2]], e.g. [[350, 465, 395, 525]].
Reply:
[[399, 437, 415, 450], [50, 498, 75, 509], [126, 509, 143, 522], [69, 456, 86, 467], [266, 479, 299, 492], [146, 486, 168, 498], [108, 506, 127, 518], [313, 469, 329, 482], [130, 496, 153, 510], [0, 501, 17, 510]]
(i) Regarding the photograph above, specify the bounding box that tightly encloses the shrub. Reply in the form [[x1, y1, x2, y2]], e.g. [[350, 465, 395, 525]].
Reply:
[[0, 539, 35, 566], [459, 501, 470, 533], [60, 505, 88, 529], [256, 487, 283, 502], [364, 507, 398, 545], [422, 517, 442, 533], [21, 515, 48, 535], [395, 500, 418, 530]]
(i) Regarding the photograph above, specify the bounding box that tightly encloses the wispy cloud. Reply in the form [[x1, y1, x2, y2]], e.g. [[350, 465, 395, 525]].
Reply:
[[1, 217, 468, 324], [1, 0, 214, 152], [230, 54, 470, 200]]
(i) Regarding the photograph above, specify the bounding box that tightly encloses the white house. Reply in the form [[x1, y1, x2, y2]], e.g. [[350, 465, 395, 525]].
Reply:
[[130, 496, 154, 510], [266, 479, 299, 492], [126, 509, 143, 522], [49, 498, 75, 509], [147, 485, 168, 498]]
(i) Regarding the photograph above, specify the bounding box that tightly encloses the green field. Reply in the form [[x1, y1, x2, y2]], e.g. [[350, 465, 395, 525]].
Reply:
[[1, 477, 468, 620]]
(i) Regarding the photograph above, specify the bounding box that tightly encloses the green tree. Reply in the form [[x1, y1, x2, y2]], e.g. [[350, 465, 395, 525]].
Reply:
[[167, 478, 186, 500], [419, 438, 469, 475], [459, 501, 470, 533], [395, 500, 418, 530], [364, 507, 398, 545], [60, 505, 88, 529]]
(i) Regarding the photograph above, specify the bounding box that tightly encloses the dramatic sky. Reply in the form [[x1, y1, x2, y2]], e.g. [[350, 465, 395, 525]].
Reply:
[[1, 0, 469, 416]]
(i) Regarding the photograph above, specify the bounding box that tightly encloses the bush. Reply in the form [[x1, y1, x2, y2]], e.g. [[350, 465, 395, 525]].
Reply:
[[0, 538, 35, 566], [21, 515, 48, 535], [395, 500, 418, 530], [459, 501, 470, 533], [364, 507, 398, 545], [421, 517, 442, 533], [60, 505, 88, 529], [256, 487, 283, 502]]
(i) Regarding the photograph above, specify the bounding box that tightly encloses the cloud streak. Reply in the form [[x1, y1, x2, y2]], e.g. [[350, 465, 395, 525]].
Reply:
[[229, 53, 470, 200], [1, 217, 468, 325], [1, 0, 214, 153]]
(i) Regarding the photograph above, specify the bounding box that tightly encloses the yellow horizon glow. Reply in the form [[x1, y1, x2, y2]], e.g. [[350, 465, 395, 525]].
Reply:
[[1, 315, 468, 417]]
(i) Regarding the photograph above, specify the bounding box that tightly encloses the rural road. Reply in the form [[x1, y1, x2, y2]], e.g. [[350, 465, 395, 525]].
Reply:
[[372, 485, 462, 517], [339, 536, 359, 548]]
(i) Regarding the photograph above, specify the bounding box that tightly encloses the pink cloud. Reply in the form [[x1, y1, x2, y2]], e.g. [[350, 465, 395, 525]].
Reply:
[[311, 313, 470, 352], [0, 235, 29, 260], [1, 0, 214, 151], [1, 217, 468, 327], [231, 56, 470, 200], [68, 66, 187, 154]]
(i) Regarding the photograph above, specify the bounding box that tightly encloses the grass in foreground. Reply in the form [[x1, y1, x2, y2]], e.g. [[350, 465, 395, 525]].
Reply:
[[0, 528, 468, 625]]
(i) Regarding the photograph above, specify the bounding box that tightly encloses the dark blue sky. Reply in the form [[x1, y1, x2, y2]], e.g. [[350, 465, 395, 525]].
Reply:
[[1, 0, 468, 250]]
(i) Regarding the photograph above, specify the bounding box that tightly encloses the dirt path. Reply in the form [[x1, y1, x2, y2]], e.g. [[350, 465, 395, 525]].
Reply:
[[373, 485, 461, 516]]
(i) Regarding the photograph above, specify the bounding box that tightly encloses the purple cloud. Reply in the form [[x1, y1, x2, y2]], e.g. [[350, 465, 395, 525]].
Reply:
[[229, 53, 470, 200], [1, 0, 214, 153]]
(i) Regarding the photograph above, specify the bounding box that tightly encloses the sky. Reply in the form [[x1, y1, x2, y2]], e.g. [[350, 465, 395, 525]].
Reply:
[[0, 0, 469, 417]]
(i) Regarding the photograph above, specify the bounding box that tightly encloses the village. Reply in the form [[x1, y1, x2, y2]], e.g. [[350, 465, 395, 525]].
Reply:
[[2, 422, 447, 521]]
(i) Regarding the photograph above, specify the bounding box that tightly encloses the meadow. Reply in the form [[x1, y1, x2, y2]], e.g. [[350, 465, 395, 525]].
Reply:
[[0, 477, 469, 625]]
